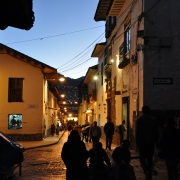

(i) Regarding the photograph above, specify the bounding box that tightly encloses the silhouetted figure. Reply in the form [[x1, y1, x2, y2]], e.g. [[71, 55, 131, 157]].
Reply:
[[104, 117, 114, 150], [136, 105, 159, 180], [112, 140, 136, 180], [51, 123, 55, 136], [118, 120, 126, 145], [89, 124, 92, 143], [68, 124, 72, 131], [61, 130, 89, 180], [11, 116, 16, 127], [159, 117, 180, 180], [82, 125, 91, 142], [56, 124, 60, 135], [89, 142, 112, 180], [90, 121, 101, 148]]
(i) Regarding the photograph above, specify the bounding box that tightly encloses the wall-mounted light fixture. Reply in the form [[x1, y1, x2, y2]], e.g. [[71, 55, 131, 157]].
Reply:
[[94, 76, 98, 80]]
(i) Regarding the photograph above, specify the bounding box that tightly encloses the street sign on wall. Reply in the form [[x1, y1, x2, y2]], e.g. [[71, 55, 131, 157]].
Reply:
[[153, 78, 173, 84]]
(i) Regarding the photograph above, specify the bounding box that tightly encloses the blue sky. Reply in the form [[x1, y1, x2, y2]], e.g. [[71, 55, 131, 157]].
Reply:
[[0, 0, 105, 79]]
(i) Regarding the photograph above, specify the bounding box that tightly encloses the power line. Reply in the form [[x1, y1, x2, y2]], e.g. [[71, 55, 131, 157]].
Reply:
[[57, 35, 104, 71], [5, 25, 104, 45], [57, 33, 104, 70], [60, 68, 88, 75], [59, 57, 93, 73]]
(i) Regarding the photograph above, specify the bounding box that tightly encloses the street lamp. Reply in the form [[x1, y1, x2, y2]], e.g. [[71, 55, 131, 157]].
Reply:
[[59, 77, 65, 82], [61, 94, 65, 98]]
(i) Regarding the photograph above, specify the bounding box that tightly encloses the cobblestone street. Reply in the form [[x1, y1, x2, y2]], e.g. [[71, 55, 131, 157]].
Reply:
[[13, 131, 169, 180]]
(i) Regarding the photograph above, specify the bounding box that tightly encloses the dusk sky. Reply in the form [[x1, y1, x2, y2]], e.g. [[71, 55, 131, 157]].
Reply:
[[0, 1, 105, 79]]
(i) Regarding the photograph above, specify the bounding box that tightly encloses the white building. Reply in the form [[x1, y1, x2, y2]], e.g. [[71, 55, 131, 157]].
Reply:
[[87, 0, 180, 147]]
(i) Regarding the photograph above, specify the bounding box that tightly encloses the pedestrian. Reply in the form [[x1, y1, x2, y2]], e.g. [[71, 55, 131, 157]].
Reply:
[[51, 123, 55, 136], [112, 140, 136, 180], [61, 130, 89, 180], [82, 125, 91, 142], [104, 117, 114, 150], [159, 117, 180, 180], [56, 123, 60, 135], [85, 125, 91, 142], [67, 124, 72, 135], [88, 142, 112, 180], [136, 105, 159, 180], [90, 121, 101, 148], [81, 125, 87, 142], [118, 120, 126, 145], [88, 124, 92, 143]]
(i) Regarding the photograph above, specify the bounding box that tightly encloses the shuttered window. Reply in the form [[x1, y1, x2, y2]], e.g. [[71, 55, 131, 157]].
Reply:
[[8, 78, 23, 102]]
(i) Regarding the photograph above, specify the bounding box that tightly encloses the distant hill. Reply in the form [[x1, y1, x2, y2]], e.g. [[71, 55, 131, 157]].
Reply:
[[65, 76, 84, 86], [57, 76, 84, 104]]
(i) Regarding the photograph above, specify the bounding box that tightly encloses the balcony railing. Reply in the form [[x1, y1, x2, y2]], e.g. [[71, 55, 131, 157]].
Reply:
[[87, 89, 97, 103], [118, 41, 130, 69], [105, 16, 116, 38]]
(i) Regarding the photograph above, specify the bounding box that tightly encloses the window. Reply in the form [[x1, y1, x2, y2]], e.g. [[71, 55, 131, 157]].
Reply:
[[118, 19, 131, 69], [8, 114, 22, 129], [101, 62, 103, 86], [124, 22, 131, 57], [8, 78, 23, 102]]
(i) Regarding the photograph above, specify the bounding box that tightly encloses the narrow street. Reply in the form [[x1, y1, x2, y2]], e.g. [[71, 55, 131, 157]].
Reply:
[[13, 131, 168, 180]]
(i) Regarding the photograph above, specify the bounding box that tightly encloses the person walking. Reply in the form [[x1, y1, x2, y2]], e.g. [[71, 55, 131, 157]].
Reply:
[[88, 142, 112, 180], [104, 117, 114, 150], [90, 121, 101, 148], [56, 123, 60, 135], [136, 105, 159, 180], [118, 120, 126, 145], [61, 130, 89, 180], [112, 140, 136, 180], [159, 117, 180, 180]]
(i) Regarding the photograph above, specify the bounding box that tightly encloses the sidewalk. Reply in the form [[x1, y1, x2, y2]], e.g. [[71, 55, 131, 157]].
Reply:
[[18, 131, 65, 150]]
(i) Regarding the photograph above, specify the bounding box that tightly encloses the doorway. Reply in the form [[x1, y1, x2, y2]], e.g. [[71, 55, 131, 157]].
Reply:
[[122, 97, 129, 140]]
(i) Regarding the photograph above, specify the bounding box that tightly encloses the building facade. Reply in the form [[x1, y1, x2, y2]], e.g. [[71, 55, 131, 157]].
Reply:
[[80, 0, 180, 148], [0, 43, 60, 140]]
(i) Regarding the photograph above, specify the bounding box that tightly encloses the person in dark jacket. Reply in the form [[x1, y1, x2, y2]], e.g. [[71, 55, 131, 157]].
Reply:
[[90, 121, 102, 148], [104, 117, 114, 150], [112, 140, 136, 180], [88, 142, 112, 180], [159, 117, 180, 180], [136, 105, 159, 180], [61, 130, 89, 180]]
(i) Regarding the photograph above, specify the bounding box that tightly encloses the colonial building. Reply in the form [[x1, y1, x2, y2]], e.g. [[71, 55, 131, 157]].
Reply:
[[86, 0, 180, 148], [0, 43, 60, 140]]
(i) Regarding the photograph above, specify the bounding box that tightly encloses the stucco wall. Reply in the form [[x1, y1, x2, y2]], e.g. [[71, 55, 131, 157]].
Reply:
[[143, 0, 180, 110], [0, 54, 44, 137]]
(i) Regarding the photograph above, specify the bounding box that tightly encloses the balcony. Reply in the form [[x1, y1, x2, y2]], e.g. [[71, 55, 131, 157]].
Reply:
[[104, 64, 112, 80], [105, 16, 116, 38], [88, 89, 97, 102], [118, 42, 130, 69]]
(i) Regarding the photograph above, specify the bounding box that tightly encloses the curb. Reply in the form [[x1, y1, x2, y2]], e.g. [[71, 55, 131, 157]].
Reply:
[[24, 130, 65, 150]]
